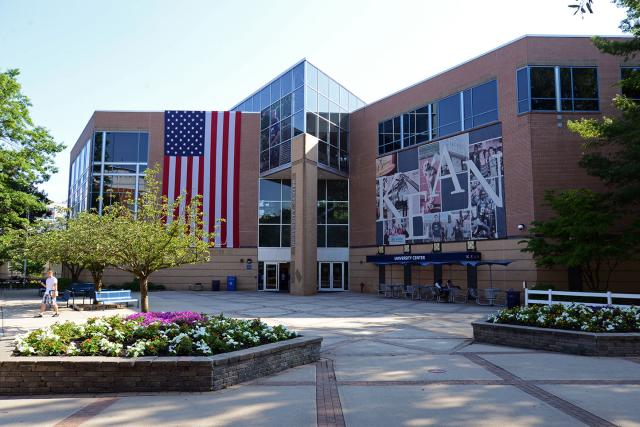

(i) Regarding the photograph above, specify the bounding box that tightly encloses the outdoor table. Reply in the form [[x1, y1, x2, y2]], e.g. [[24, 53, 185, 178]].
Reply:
[[484, 288, 501, 306], [386, 284, 404, 298], [414, 285, 430, 300]]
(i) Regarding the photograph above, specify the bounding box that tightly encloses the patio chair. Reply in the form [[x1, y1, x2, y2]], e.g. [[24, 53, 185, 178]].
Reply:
[[403, 285, 418, 299], [421, 286, 436, 301], [378, 282, 386, 296], [449, 287, 468, 304], [433, 286, 450, 303], [384, 284, 394, 298]]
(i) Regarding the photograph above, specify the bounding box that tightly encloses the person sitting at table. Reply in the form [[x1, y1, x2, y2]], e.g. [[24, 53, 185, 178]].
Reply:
[[435, 281, 450, 301]]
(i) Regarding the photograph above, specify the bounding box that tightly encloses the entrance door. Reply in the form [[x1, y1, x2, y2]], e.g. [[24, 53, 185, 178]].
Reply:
[[318, 262, 345, 291], [264, 263, 279, 291]]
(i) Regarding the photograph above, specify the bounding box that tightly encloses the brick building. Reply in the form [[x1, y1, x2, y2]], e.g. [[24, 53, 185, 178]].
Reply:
[[68, 35, 639, 294]]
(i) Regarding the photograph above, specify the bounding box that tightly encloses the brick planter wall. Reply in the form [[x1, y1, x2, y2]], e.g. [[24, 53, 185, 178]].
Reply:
[[0, 336, 321, 395], [473, 321, 640, 356]]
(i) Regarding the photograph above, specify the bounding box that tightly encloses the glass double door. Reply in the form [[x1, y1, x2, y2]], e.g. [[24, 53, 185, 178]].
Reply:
[[318, 262, 346, 291], [261, 262, 290, 292]]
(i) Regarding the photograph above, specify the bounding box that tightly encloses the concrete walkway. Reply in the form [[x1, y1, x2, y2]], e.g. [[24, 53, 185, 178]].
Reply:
[[1, 289, 639, 426]]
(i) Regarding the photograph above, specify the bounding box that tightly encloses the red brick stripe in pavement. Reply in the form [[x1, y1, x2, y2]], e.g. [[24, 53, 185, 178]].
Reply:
[[316, 359, 346, 427], [54, 397, 119, 427]]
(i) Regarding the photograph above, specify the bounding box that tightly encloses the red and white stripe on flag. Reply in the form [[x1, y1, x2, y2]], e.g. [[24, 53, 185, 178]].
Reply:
[[161, 111, 242, 248]]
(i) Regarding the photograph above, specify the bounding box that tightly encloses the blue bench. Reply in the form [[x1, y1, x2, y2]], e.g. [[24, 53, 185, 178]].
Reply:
[[94, 290, 139, 309]]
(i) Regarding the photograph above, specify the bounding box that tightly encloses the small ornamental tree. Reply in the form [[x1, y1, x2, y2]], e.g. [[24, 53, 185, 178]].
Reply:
[[106, 165, 213, 312], [521, 189, 634, 291]]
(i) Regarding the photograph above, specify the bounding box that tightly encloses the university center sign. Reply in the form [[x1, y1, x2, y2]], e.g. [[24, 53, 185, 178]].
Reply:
[[375, 123, 506, 246]]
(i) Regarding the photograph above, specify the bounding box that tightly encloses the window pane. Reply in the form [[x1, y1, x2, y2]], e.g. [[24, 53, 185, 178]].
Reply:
[[317, 71, 329, 96], [560, 68, 573, 99], [329, 123, 338, 147], [110, 132, 139, 162], [293, 62, 304, 88], [281, 202, 291, 224], [281, 93, 292, 118], [270, 80, 280, 104], [573, 99, 598, 111], [280, 70, 292, 96], [317, 180, 326, 201], [269, 124, 280, 146], [327, 225, 348, 247], [572, 67, 598, 99], [259, 225, 281, 247], [259, 201, 281, 224], [318, 141, 328, 165], [305, 87, 317, 113], [472, 80, 498, 119], [318, 94, 329, 120], [327, 202, 348, 224], [293, 111, 304, 136], [138, 133, 148, 162], [317, 201, 327, 224], [259, 179, 281, 200], [318, 117, 329, 142], [269, 146, 279, 169], [305, 63, 317, 89], [261, 108, 270, 129], [326, 180, 348, 200], [329, 79, 339, 103], [329, 145, 339, 169], [437, 94, 461, 136], [306, 112, 318, 137], [621, 67, 640, 99], [530, 67, 556, 99], [281, 225, 291, 247], [317, 225, 326, 247], [260, 128, 270, 151], [260, 150, 269, 172], [293, 86, 304, 113], [531, 99, 557, 110], [260, 87, 270, 110], [339, 86, 349, 108], [281, 179, 291, 200], [93, 132, 103, 161], [281, 116, 292, 141]]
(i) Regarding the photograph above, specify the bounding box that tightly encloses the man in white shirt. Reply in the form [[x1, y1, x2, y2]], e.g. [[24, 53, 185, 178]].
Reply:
[[37, 270, 59, 317]]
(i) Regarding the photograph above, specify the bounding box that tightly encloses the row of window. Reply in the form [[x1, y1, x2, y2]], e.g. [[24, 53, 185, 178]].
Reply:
[[258, 179, 292, 248], [517, 66, 599, 113], [378, 80, 498, 155], [233, 62, 305, 113], [68, 139, 91, 215], [317, 180, 349, 248]]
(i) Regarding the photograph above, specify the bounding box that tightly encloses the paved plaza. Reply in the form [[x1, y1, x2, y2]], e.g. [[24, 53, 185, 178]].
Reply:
[[1, 289, 640, 426]]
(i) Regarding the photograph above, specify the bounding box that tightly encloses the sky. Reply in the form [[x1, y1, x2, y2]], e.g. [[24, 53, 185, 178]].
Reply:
[[0, 0, 628, 204]]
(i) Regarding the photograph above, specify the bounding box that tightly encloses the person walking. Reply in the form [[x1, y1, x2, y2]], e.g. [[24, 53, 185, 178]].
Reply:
[[36, 270, 59, 317]]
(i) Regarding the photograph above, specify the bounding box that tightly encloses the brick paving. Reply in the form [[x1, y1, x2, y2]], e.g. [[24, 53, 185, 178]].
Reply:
[[1, 290, 639, 426]]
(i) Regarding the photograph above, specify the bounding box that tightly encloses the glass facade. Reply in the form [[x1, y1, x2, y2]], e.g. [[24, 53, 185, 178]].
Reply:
[[231, 60, 365, 175], [258, 179, 292, 247], [378, 80, 498, 155], [90, 131, 149, 213], [317, 180, 349, 247], [517, 66, 599, 113], [68, 139, 92, 215]]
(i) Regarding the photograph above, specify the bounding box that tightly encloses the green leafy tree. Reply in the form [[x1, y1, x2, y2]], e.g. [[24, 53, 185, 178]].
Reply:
[[29, 213, 114, 290], [106, 165, 213, 312], [522, 190, 634, 291], [0, 69, 65, 258]]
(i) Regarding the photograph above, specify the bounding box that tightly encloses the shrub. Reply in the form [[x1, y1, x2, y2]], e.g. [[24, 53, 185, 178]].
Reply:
[[109, 281, 166, 292], [14, 312, 297, 357], [488, 304, 640, 333]]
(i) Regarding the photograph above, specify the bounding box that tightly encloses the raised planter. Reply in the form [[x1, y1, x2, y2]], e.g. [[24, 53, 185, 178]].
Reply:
[[472, 321, 640, 356], [0, 336, 321, 395]]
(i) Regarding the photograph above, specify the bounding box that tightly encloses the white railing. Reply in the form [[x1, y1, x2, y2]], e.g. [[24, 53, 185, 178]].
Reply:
[[524, 288, 640, 308]]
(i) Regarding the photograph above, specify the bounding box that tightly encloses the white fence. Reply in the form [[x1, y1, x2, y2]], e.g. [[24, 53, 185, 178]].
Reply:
[[524, 288, 640, 308]]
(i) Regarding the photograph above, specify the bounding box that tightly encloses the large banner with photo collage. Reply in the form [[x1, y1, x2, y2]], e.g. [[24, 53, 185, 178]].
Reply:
[[375, 123, 506, 246]]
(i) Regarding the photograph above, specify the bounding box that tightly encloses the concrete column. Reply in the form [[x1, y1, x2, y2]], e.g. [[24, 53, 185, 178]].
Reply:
[[289, 133, 318, 295]]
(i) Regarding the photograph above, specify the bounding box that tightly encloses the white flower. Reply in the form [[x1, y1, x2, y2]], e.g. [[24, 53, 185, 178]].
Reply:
[[195, 339, 212, 355]]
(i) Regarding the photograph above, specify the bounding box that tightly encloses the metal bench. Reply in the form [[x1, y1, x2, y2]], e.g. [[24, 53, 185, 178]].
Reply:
[[94, 290, 139, 309]]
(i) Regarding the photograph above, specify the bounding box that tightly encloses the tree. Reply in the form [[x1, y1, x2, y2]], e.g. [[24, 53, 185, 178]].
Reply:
[[106, 165, 213, 312], [521, 190, 634, 291], [0, 69, 65, 257], [29, 213, 114, 290]]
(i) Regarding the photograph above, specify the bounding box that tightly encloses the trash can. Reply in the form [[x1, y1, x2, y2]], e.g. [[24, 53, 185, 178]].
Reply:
[[226, 276, 237, 292], [506, 289, 521, 308], [211, 280, 220, 291]]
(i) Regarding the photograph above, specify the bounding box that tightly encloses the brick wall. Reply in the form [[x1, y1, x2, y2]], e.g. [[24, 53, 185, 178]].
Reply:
[[472, 321, 640, 356], [0, 336, 321, 395]]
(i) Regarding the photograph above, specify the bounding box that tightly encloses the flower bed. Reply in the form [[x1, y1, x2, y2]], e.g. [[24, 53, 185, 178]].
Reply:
[[14, 311, 297, 357], [487, 304, 640, 333]]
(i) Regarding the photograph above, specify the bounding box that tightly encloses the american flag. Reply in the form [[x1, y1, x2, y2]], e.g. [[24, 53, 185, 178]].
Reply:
[[162, 110, 242, 247]]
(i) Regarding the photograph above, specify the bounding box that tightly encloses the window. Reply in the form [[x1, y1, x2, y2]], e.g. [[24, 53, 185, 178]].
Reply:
[[258, 179, 291, 247], [518, 66, 599, 113], [437, 93, 462, 137], [517, 67, 530, 113], [317, 180, 349, 247], [530, 67, 557, 111], [621, 67, 640, 100]]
